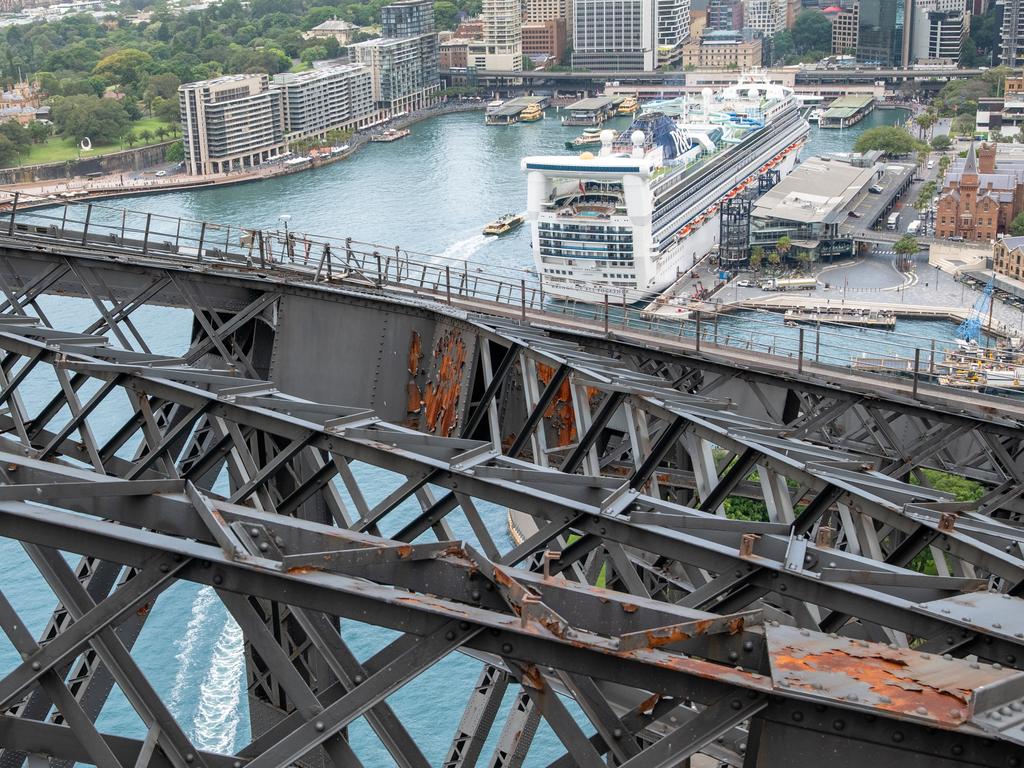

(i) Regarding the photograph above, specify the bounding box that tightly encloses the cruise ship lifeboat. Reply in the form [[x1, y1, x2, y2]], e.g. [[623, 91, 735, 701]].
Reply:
[[677, 226, 692, 240]]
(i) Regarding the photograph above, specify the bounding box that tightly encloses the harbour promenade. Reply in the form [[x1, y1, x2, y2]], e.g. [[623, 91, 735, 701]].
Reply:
[[0, 99, 485, 207]]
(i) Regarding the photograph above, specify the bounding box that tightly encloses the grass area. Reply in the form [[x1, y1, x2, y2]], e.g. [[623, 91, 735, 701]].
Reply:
[[289, 60, 313, 72], [19, 117, 176, 166]]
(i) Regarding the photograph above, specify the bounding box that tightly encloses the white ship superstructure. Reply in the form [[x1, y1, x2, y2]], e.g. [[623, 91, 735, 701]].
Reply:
[[521, 76, 810, 302]]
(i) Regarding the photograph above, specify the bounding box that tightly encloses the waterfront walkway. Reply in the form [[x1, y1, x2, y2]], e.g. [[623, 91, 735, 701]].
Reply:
[[0, 99, 485, 206]]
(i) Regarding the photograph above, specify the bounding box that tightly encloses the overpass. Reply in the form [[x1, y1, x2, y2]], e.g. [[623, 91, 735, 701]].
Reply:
[[0, 199, 1022, 768], [443, 66, 1011, 89]]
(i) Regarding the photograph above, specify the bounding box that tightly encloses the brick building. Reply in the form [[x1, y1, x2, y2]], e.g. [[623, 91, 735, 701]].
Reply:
[[936, 142, 1024, 243], [522, 18, 567, 62], [994, 236, 1024, 282]]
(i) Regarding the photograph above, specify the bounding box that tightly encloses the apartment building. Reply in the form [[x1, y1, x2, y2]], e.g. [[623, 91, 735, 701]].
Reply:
[[270, 65, 376, 141], [572, 0, 657, 71], [482, 0, 524, 70], [522, 18, 568, 62], [831, 2, 859, 55], [909, 0, 966, 63], [1003, 0, 1024, 66], [351, 0, 440, 112], [657, 0, 691, 66], [179, 74, 285, 176], [707, 0, 743, 31], [742, 0, 785, 37], [525, 0, 573, 39], [994, 236, 1024, 282]]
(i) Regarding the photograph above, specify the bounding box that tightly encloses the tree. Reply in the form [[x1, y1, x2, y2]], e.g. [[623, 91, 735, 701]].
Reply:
[[139, 129, 154, 144], [300, 44, 328, 66], [914, 111, 936, 141], [155, 126, 167, 141], [165, 141, 184, 163], [434, 0, 459, 29], [916, 180, 937, 210], [0, 135, 19, 168], [775, 236, 791, 263], [123, 131, 136, 148], [92, 48, 153, 88], [152, 96, 180, 124], [26, 121, 49, 144], [767, 250, 781, 271], [791, 11, 832, 55], [1011, 212, 1024, 236], [853, 125, 922, 156], [930, 134, 951, 151], [750, 246, 763, 270], [0, 122, 29, 157], [894, 235, 919, 261], [951, 114, 976, 137], [51, 95, 131, 145], [796, 249, 814, 269]]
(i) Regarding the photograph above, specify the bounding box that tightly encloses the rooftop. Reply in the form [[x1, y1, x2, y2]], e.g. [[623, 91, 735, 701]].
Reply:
[[271, 64, 367, 85], [567, 96, 617, 111], [823, 94, 874, 119], [310, 19, 357, 31], [752, 155, 880, 225]]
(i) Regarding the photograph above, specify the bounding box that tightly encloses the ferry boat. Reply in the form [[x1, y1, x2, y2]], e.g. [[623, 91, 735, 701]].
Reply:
[[483, 213, 525, 236], [370, 128, 410, 143], [522, 76, 810, 302], [565, 128, 604, 150], [618, 96, 640, 116], [520, 103, 544, 122]]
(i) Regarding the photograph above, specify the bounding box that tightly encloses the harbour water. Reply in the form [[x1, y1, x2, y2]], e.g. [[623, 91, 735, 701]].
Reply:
[[0, 103, 932, 763]]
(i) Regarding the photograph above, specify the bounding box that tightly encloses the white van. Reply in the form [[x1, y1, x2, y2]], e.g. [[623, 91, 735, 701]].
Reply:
[[927, 160, 934, 169]]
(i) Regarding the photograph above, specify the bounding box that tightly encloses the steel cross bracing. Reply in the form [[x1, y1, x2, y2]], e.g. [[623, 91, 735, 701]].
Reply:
[[0, 315, 1020, 767], [0, 224, 1022, 765]]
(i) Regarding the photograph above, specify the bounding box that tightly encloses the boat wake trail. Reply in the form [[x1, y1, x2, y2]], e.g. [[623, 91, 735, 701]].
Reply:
[[169, 586, 216, 714], [193, 615, 245, 753], [440, 233, 491, 262]]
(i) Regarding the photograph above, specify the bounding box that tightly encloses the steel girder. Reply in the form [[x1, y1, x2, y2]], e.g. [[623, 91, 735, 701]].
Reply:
[[0, 319, 1021, 766], [0, 228, 1022, 765]]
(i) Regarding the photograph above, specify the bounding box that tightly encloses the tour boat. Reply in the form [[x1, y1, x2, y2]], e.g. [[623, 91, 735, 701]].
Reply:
[[483, 213, 525, 236]]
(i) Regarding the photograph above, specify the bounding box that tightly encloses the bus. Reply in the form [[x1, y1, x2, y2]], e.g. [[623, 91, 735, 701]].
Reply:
[[886, 212, 900, 230]]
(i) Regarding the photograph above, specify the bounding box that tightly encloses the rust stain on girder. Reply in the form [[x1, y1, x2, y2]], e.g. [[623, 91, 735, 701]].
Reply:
[[535, 363, 600, 449], [423, 331, 466, 436], [407, 331, 424, 418], [772, 640, 981, 725]]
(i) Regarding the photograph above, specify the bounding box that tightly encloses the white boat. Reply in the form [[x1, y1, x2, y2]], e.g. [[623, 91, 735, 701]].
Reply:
[[521, 76, 810, 303]]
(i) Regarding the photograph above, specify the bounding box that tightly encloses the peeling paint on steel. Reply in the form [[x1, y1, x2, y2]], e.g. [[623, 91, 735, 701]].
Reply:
[[423, 330, 466, 436], [766, 624, 1019, 727]]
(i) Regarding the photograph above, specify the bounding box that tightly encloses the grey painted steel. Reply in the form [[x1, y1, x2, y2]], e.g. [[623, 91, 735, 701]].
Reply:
[[0, 211, 1022, 766]]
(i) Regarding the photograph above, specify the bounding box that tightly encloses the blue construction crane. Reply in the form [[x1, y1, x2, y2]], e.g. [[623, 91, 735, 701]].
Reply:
[[957, 276, 994, 344]]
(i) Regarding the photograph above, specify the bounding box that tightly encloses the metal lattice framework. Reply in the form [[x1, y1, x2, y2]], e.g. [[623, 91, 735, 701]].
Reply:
[[0, 210, 1021, 766]]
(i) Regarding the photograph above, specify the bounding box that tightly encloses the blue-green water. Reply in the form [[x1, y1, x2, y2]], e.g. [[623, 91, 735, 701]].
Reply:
[[0, 104, 934, 763]]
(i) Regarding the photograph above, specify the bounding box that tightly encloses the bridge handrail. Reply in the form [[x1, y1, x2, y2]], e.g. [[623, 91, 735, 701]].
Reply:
[[2, 195, 1021, 404]]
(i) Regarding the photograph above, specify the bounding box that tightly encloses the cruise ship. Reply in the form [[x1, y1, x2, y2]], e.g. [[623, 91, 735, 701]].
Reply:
[[521, 77, 810, 302]]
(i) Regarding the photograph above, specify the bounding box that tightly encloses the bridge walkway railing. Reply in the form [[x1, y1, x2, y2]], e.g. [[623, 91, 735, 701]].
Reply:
[[1, 195, 1021, 406]]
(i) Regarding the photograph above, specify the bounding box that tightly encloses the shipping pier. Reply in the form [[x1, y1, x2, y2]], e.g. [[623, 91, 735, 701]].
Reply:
[[560, 95, 624, 126], [485, 95, 550, 125], [818, 94, 875, 128]]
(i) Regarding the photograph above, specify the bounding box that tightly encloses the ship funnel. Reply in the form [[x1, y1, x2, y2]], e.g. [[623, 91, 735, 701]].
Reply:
[[631, 130, 645, 159], [599, 129, 615, 156]]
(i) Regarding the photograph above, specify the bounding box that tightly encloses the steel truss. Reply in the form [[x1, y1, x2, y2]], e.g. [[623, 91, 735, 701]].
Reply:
[[0, 232, 1021, 766]]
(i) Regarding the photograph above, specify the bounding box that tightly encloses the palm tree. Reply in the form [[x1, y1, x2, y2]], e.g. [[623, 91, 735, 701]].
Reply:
[[155, 126, 167, 141], [139, 129, 154, 144], [123, 132, 136, 148], [894, 235, 919, 272], [750, 246, 764, 270], [914, 111, 937, 141], [775, 235, 792, 262]]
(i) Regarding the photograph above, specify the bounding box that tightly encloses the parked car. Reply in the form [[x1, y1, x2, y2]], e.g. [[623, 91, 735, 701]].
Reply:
[[155, 170, 167, 177], [848, 211, 861, 218]]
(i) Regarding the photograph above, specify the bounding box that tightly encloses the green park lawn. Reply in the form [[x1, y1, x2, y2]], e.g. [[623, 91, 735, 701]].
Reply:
[[20, 118, 176, 166]]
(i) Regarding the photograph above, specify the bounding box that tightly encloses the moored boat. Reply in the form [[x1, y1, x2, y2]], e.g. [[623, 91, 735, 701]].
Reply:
[[617, 96, 639, 116], [520, 103, 543, 122]]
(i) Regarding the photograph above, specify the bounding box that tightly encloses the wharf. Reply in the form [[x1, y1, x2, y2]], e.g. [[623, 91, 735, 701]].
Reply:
[[819, 95, 875, 129], [485, 95, 550, 125], [784, 307, 896, 329], [561, 96, 623, 126]]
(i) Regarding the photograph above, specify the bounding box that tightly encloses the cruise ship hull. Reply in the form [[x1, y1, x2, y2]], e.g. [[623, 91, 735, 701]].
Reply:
[[522, 80, 810, 305]]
